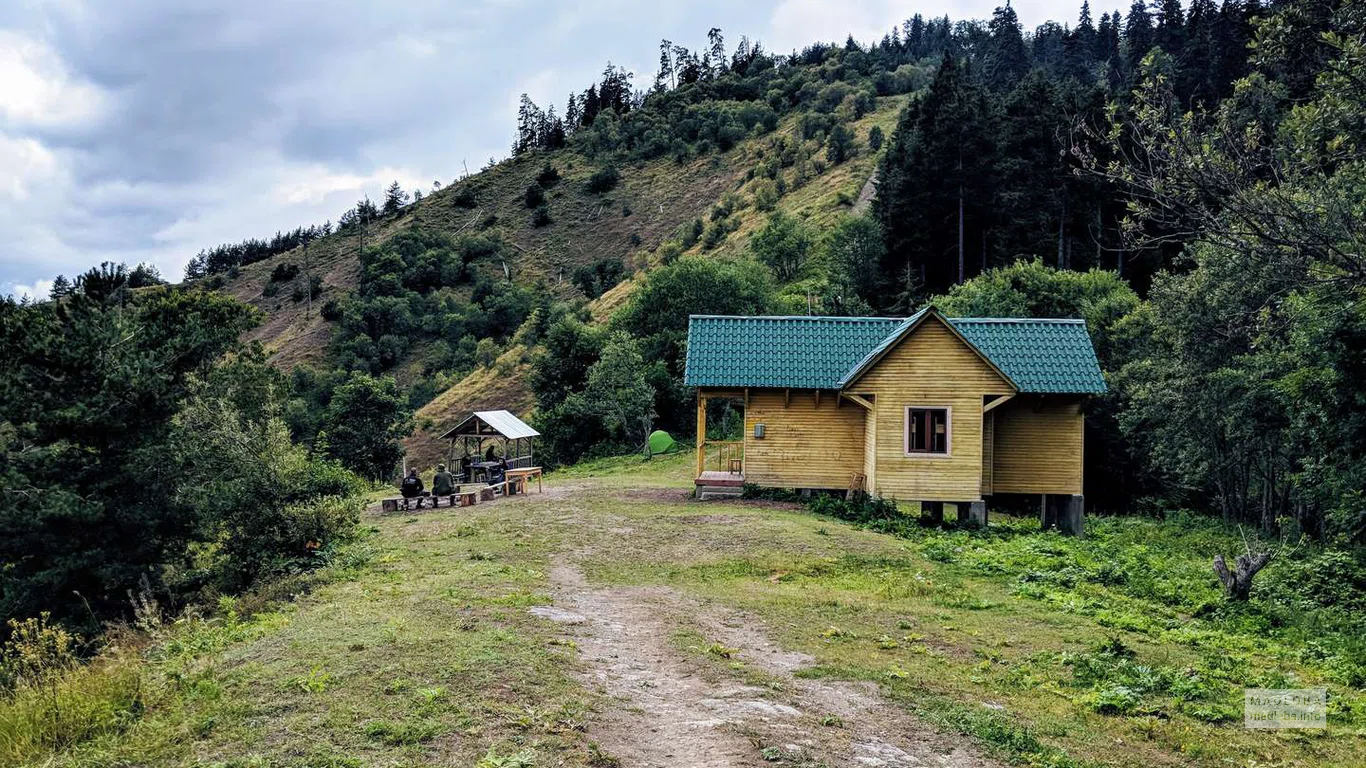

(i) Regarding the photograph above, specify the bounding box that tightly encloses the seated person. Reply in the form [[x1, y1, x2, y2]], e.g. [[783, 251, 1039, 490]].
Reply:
[[484, 443, 500, 462], [432, 463, 455, 499], [399, 468, 426, 508], [458, 454, 473, 481]]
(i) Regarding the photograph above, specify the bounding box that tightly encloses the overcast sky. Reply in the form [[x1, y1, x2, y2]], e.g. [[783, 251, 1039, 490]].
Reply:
[[0, 0, 1081, 299]]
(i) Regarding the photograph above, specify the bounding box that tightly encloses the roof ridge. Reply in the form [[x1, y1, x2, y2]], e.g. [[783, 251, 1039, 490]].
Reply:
[[690, 314, 903, 322], [948, 317, 1087, 324]]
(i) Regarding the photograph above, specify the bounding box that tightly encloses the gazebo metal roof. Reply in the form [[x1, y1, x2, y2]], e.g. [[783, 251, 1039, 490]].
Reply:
[[438, 410, 540, 441]]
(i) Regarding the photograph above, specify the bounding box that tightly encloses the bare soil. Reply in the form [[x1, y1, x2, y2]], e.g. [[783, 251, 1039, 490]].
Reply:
[[539, 556, 1004, 768]]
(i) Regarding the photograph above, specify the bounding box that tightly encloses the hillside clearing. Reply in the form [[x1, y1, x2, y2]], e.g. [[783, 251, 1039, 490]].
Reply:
[[35, 453, 1363, 768]]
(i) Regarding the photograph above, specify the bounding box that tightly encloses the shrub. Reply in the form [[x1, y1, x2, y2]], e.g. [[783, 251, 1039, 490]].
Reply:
[[452, 186, 477, 208], [524, 183, 545, 208], [270, 263, 300, 283], [531, 204, 552, 227], [586, 166, 620, 193], [320, 299, 343, 321], [536, 164, 561, 186]]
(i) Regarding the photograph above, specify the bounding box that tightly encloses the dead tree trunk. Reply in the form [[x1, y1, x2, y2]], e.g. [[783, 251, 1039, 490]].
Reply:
[[1213, 551, 1272, 601]]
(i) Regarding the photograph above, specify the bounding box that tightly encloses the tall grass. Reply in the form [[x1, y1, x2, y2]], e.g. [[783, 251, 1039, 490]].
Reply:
[[0, 617, 148, 766]]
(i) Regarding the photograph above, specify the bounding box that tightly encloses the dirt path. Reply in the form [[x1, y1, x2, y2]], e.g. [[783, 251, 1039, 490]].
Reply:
[[536, 556, 1003, 768]]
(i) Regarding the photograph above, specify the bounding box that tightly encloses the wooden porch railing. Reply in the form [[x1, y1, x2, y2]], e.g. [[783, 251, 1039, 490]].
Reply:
[[698, 440, 744, 474]]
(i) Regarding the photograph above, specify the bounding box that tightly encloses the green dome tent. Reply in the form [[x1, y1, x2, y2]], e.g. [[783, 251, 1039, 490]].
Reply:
[[647, 430, 676, 456]]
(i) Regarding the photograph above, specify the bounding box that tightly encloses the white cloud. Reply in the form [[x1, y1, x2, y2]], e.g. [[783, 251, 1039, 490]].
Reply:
[[9, 278, 53, 300], [0, 30, 106, 129], [0, 133, 59, 199]]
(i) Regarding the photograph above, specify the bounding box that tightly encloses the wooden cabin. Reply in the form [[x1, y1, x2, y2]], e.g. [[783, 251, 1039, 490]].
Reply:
[[682, 307, 1107, 534]]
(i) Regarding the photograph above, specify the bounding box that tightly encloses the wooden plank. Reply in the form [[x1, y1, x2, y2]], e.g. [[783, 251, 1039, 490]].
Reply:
[[696, 393, 707, 479], [992, 396, 1084, 495], [743, 390, 865, 489]]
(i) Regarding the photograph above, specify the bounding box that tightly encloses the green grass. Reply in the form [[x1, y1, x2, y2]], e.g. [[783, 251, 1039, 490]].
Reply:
[[15, 453, 1364, 767]]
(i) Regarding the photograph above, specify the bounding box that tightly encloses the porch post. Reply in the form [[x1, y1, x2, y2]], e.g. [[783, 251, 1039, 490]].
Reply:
[[695, 392, 707, 478]]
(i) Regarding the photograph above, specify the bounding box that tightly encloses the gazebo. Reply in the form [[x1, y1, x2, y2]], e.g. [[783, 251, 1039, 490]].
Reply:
[[439, 410, 540, 473]]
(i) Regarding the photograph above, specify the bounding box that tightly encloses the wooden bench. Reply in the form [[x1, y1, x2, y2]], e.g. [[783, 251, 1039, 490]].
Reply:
[[382, 495, 432, 513]]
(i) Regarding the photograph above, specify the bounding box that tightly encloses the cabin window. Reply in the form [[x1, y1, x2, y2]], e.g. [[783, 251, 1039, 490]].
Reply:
[[904, 407, 950, 455]]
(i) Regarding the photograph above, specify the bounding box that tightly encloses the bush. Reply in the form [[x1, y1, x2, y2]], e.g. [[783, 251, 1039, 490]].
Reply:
[[452, 186, 477, 208], [586, 166, 620, 193], [270, 263, 300, 283], [868, 125, 885, 151], [536, 164, 561, 186], [524, 183, 545, 208], [531, 204, 552, 227], [320, 299, 343, 321]]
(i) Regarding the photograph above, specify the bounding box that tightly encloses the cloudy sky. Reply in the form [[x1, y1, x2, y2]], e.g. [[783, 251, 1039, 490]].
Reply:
[[0, 0, 1080, 299]]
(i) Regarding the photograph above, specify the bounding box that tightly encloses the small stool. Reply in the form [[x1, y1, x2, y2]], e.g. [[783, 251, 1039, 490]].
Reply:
[[728, 459, 743, 474]]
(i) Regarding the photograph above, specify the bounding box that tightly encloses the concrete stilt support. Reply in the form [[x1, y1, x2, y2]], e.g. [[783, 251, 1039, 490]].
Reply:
[[921, 500, 945, 526], [1060, 495, 1085, 537], [961, 500, 988, 529]]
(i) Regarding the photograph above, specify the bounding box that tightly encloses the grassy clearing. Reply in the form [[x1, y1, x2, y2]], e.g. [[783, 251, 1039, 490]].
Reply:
[[12, 504, 603, 767], [567, 458, 1366, 768], [17, 450, 1362, 767]]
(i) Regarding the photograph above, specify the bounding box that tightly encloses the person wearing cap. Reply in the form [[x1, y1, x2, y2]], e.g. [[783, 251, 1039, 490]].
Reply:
[[432, 462, 455, 503]]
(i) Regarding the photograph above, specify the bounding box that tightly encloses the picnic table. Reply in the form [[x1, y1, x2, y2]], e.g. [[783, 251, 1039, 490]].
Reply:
[[505, 466, 543, 494], [469, 461, 503, 483]]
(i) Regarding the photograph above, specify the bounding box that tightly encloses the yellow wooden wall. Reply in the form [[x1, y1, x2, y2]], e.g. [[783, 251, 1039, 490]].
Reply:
[[851, 318, 1014, 501], [742, 390, 865, 489], [992, 396, 1084, 495]]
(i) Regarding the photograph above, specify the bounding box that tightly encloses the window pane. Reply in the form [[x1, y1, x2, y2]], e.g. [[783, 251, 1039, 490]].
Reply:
[[906, 407, 948, 453]]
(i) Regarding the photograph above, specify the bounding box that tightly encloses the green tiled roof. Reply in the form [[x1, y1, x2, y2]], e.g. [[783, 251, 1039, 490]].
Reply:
[[950, 318, 1108, 394], [683, 315, 903, 390], [683, 310, 1107, 394]]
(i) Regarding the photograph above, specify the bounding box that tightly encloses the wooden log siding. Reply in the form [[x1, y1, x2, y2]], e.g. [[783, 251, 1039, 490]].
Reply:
[[743, 390, 865, 489], [851, 317, 1013, 501], [992, 396, 1084, 495]]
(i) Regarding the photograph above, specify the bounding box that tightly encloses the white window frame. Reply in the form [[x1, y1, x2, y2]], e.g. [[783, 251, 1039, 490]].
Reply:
[[904, 405, 952, 458]]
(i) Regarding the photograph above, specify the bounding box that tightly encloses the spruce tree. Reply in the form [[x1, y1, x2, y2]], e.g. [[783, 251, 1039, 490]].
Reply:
[[1124, 0, 1155, 73], [383, 181, 408, 215], [874, 54, 995, 298], [985, 4, 1031, 88]]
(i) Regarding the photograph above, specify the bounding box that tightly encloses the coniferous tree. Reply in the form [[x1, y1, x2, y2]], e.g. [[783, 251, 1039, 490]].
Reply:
[[707, 28, 726, 76], [1124, 0, 1156, 73], [985, 4, 1031, 88], [49, 275, 73, 299], [875, 54, 995, 298], [1155, 0, 1187, 54], [383, 181, 408, 215], [656, 40, 674, 90]]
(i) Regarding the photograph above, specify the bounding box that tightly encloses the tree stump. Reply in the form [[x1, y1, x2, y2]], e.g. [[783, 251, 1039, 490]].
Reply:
[[1213, 551, 1272, 601]]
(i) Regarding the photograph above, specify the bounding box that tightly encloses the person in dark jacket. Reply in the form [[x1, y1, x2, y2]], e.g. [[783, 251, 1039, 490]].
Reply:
[[431, 463, 455, 502], [400, 468, 425, 509]]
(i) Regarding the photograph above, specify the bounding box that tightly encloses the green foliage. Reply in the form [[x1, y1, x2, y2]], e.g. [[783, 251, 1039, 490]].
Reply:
[[0, 288, 259, 630], [585, 166, 620, 193], [820, 214, 884, 313], [269, 263, 300, 283], [320, 373, 411, 480], [524, 183, 545, 208], [825, 123, 855, 164], [330, 229, 536, 376], [867, 125, 884, 151], [0, 615, 146, 760], [749, 210, 815, 282], [571, 258, 625, 299], [531, 204, 553, 227]]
